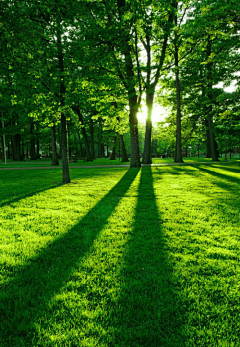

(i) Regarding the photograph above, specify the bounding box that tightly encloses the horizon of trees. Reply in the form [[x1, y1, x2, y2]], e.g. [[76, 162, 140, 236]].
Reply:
[[0, 0, 239, 182]]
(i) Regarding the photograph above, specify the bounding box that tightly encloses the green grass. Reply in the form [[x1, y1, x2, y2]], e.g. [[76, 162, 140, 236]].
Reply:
[[1, 163, 240, 346], [0, 155, 239, 169]]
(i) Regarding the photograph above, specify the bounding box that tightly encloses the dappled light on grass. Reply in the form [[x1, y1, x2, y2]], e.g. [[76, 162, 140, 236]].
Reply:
[[0, 168, 140, 346], [105, 167, 187, 346], [153, 164, 240, 345], [1, 163, 240, 346]]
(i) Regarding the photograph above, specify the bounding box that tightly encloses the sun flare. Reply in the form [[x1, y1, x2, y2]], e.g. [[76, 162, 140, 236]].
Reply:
[[138, 104, 169, 125]]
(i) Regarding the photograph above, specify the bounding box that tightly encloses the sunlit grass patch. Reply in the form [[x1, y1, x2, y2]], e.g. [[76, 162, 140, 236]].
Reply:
[[0, 163, 240, 346]]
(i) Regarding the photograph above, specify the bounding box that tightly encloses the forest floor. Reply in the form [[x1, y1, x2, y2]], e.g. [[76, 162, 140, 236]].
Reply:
[[1, 163, 240, 346]]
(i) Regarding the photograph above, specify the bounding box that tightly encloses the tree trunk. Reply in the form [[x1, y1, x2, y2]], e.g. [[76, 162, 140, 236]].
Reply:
[[30, 123, 36, 160], [90, 116, 96, 159], [129, 100, 141, 167], [142, 92, 154, 164], [205, 120, 212, 158], [74, 108, 92, 161], [77, 130, 83, 155], [119, 134, 129, 162], [12, 133, 21, 161], [174, 6, 183, 163], [98, 121, 102, 158], [110, 135, 117, 160], [208, 115, 218, 161], [57, 25, 70, 183], [225, 137, 227, 161], [51, 124, 59, 165], [206, 39, 219, 162], [61, 113, 70, 183]]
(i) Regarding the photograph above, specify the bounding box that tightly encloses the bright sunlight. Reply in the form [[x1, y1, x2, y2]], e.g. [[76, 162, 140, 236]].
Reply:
[[138, 104, 169, 125]]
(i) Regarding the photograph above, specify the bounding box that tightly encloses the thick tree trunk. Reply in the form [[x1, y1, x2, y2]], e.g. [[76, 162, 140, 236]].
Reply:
[[12, 133, 21, 161], [119, 134, 129, 162], [51, 124, 59, 165], [89, 116, 96, 160], [129, 102, 141, 167], [110, 136, 117, 160], [142, 92, 154, 164], [74, 108, 92, 161]]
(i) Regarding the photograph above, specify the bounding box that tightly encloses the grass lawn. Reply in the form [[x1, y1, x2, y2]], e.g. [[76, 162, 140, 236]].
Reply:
[[0, 155, 239, 169], [0, 163, 240, 346]]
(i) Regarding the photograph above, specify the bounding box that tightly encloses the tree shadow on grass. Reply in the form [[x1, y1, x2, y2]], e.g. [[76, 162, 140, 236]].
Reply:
[[211, 163, 240, 175], [0, 168, 140, 346], [0, 170, 63, 207], [196, 165, 240, 189], [106, 167, 187, 347]]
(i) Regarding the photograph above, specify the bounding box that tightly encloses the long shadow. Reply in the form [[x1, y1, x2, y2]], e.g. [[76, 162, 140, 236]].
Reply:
[[0, 168, 139, 346], [105, 167, 187, 346], [211, 163, 240, 175], [196, 165, 240, 188], [0, 170, 62, 207]]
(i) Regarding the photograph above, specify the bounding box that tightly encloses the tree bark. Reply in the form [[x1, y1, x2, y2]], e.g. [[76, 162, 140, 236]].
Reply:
[[174, 4, 183, 163], [51, 124, 59, 165], [74, 108, 92, 161], [57, 24, 70, 183], [119, 134, 129, 162], [142, 92, 154, 164], [206, 39, 219, 162], [110, 135, 117, 160], [12, 133, 21, 161], [30, 123, 36, 160], [205, 118, 212, 158], [129, 98, 141, 167], [89, 116, 96, 159], [61, 114, 70, 183], [98, 121, 102, 158]]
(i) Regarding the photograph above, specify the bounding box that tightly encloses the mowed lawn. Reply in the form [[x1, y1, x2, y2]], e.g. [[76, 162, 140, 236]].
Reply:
[[0, 164, 240, 346]]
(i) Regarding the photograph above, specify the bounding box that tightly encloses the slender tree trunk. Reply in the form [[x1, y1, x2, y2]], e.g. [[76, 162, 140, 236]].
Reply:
[[142, 92, 154, 164], [174, 6, 183, 163], [98, 121, 102, 158], [74, 108, 92, 161], [21, 143, 25, 160], [61, 114, 70, 183], [225, 137, 227, 161], [89, 116, 96, 160], [206, 39, 219, 162], [77, 130, 83, 155], [119, 134, 129, 162], [30, 123, 36, 160], [205, 119, 212, 158], [57, 25, 70, 183], [51, 124, 59, 165], [110, 135, 117, 160], [1, 136, 4, 162]]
